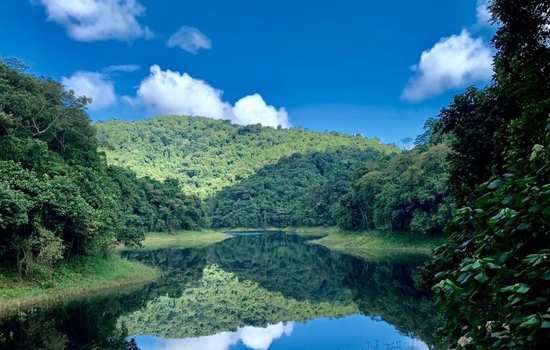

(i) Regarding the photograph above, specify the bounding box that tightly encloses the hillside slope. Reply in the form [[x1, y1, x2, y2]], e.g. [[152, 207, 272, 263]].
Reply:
[[96, 116, 397, 199], [210, 147, 384, 227]]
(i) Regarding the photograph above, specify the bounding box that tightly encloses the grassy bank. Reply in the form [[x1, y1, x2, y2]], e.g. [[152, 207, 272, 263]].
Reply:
[[124, 230, 230, 251], [0, 255, 159, 317], [303, 228, 443, 261]]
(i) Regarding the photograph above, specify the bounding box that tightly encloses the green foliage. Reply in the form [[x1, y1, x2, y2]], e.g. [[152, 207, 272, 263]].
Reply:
[[97, 115, 452, 232], [0, 255, 158, 316], [428, 155, 549, 348], [106, 167, 206, 235], [425, 1, 550, 348], [337, 143, 454, 235], [311, 230, 443, 261], [210, 148, 384, 227], [96, 115, 397, 199], [433, 87, 512, 204], [0, 61, 204, 276]]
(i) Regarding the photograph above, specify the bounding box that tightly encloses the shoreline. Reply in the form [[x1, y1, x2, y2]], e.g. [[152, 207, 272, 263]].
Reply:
[[0, 256, 159, 317], [128, 227, 442, 261], [0, 228, 441, 316]]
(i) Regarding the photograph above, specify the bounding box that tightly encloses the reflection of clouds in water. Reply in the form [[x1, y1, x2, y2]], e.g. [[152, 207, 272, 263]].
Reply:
[[153, 331, 236, 350], [136, 322, 294, 350], [240, 322, 294, 350]]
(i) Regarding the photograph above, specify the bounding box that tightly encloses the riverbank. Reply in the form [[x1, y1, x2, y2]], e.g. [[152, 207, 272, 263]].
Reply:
[[123, 230, 230, 251], [0, 255, 159, 317], [131, 227, 443, 261], [306, 229, 443, 261]]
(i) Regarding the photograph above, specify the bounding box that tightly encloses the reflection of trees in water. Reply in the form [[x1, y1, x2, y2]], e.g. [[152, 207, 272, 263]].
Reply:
[[0, 233, 443, 349], [122, 233, 358, 303], [118, 265, 358, 338], [345, 259, 442, 348], [0, 291, 145, 349], [206, 233, 358, 303], [123, 233, 441, 346]]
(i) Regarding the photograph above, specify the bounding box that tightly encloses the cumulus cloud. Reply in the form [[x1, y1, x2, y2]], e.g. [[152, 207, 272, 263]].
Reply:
[[103, 64, 140, 73], [128, 65, 290, 128], [233, 94, 290, 128], [168, 26, 212, 54], [129, 65, 230, 118], [38, 0, 152, 41], [402, 29, 493, 101], [62, 71, 116, 110], [476, 0, 492, 26]]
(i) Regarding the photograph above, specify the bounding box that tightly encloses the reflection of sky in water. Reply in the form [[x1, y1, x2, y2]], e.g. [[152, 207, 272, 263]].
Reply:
[[132, 315, 429, 350]]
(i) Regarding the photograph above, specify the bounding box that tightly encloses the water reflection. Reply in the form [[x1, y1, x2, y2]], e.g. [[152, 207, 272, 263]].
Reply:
[[135, 322, 294, 350], [133, 316, 431, 350], [0, 232, 442, 349]]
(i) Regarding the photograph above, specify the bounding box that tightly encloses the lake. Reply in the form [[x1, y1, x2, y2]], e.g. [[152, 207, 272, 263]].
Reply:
[[0, 232, 441, 349]]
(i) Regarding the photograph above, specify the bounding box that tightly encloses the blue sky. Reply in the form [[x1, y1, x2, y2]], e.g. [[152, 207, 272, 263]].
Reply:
[[0, 0, 495, 146]]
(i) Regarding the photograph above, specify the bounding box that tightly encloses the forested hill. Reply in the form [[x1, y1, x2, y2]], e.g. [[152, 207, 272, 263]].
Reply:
[[95, 116, 398, 198]]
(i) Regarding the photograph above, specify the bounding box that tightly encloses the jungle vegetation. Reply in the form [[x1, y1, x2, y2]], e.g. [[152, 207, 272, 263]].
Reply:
[[421, 0, 550, 348], [0, 61, 204, 278], [95, 115, 397, 198], [98, 115, 454, 233]]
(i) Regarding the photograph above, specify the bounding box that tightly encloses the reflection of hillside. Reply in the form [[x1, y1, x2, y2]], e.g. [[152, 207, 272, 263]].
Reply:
[[206, 233, 357, 303], [123, 233, 360, 303], [345, 260, 442, 348], [121, 233, 442, 346], [119, 265, 357, 338]]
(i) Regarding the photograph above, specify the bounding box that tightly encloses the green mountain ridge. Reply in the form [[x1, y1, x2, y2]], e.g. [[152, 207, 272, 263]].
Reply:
[[95, 115, 452, 230], [96, 115, 398, 199]]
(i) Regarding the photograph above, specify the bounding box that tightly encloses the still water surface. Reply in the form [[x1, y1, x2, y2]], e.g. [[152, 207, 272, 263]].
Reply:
[[0, 232, 440, 349]]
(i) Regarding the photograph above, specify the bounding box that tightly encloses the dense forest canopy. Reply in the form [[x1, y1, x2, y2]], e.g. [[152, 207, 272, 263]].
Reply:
[[96, 115, 397, 198], [423, 0, 550, 348], [0, 62, 204, 276], [337, 142, 454, 234], [210, 148, 384, 227], [97, 116, 455, 233]]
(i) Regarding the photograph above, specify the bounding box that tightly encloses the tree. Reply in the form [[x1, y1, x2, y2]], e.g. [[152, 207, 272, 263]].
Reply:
[[425, 1, 550, 348]]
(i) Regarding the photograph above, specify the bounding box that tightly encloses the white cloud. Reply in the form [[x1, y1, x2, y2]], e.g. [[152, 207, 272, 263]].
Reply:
[[38, 0, 152, 41], [476, 0, 492, 26], [233, 94, 290, 128], [103, 64, 140, 73], [168, 26, 212, 54], [402, 29, 493, 101], [128, 65, 291, 128], [62, 71, 116, 110], [129, 65, 230, 118]]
